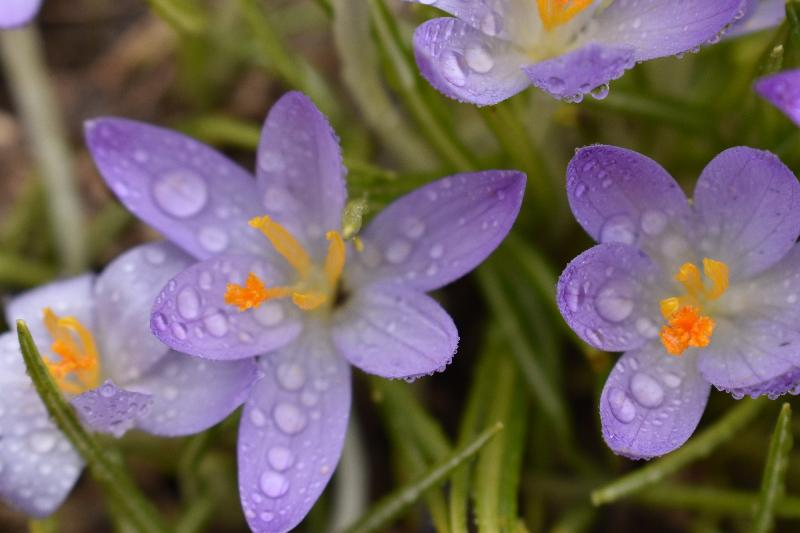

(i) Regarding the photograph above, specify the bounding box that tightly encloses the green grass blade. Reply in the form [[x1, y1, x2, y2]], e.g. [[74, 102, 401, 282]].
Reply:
[[752, 403, 794, 533]]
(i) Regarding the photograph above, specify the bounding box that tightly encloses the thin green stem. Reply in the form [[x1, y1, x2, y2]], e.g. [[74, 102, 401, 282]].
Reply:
[[17, 321, 169, 533], [753, 403, 794, 533], [634, 485, 800, 519], [591, 398, 767, 506], [0, 27, 87, 274], [145, 0, 208, 35]]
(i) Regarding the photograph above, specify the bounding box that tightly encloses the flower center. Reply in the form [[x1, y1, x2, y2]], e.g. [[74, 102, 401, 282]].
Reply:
[[659, 258, 729, 356], [536, 0, 594, 31], [41, 308, 101, 395], [224, 216, 346, 313]]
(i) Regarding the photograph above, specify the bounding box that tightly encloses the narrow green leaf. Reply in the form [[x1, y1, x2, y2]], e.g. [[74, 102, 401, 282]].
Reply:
[[634, 484, 800, 519], [591, 398, 767, 506], [145, 0, 208, 35], [344, 423, 504, 533], [753, 403, 794, 533], [17, 321, 169, 533]]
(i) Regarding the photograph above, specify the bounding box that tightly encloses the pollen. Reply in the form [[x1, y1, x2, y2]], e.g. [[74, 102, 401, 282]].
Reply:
[[42, 308, 101, 394], [659, 306, 715, 356], [536, 0, 594, 31], [224, 273, 291, 311]]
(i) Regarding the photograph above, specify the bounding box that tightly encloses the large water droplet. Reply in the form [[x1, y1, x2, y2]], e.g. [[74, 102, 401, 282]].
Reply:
[[198, 226, 229, 252], [630, 372, 665, 408], [608, 387, 636, 423], [28, 431, 56, 454], [203, 311, 229, 337], [273, 403, 307, 435], [253, 302, 284, 327], [662, 372, 682, 388], [276, 363, 306, 391], [152, 170, 208, 218], [385, 240, 412, 264], [268, 446, 295, 472], [465, 45, 494, 73], [177, 287, 201, 320], [259, 470, 289, 498], [596, 282, 634, 322], [441, 51, 467, 87], [600, 215, 637, 245], [641, 210, 667, 236]]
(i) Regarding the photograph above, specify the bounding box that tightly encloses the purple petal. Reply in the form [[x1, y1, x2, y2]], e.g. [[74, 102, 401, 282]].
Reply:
[[413, 18, 531, 105], [523, 44, 635, 102], [331, 284, 458, 379], [588, 0, 746, 61], [238, 330, 350, 532], [84, 118, 267, 260], [699, 246, 800, 396], [71, 381, 153, 438], [730, 0, 784, 37], [0, 0, 42, 28], [94, 242, 194, 383], [0, 332, 83, 517], [601, 343, 710, 459], [557, 243, 668, 352], [403, 0, 538, 43], [6, 274, 95, 342], [256, 92, 347, 257], [756, 69, 800, 127], [127, 351, 257, 436], [347, 171, 525, 292], [151, 254, 302, 360], [566, 145, 693, 271], [692, 147, 800, 281]]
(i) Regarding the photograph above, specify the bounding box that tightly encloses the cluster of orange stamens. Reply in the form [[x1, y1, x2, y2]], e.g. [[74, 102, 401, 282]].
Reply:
[[42, 307, 101, 394], [658, 259, 729, 356], [224, 216, 346, 313], [536, 0, 594, 31]]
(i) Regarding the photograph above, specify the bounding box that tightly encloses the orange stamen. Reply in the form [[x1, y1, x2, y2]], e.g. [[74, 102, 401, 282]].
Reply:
[[224, 273, 292, 311], [659, 305, 715, 356], [536, 0, 594, 31], [42, 308, 101, 394]]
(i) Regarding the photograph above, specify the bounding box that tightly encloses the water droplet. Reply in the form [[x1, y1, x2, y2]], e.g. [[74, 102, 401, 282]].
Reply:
[[630, 372, 665, 408], [198, 226, 229, 252], [608, 387, 636, 423], [385, 240, 412, 264], [465, 45, 494, 73], [429, 244, 444, 259], [203, 311, 229, 337], [575, 183, 587, 198], [590, 83, 610, 100], [635, 317, 659, 339], [441, 51, 466, 87], [273, 403, 307, 434], [100, 383, 117, 397], [253, 302, 285, 327], [641, 210, 667, 235], [548, 76, 566, 94], [584, 328, 603, 346], [259, 470, 289, 498], [596, 282, 635, 322], [662, 372, 682, 388], [152, 169, 208, 218], [268, 446, 295, 471], [171, 322, 188, 340], [153, 313, 168, 331], [177, 287, 201, 320], [163, 386, 179, 401], [403, 218, 426, 239], [250, 407, 267, 427], [600, 215, 637, 245], [260, 149, 286, 173], [276, 363, 306, 391], [480, 12, 499, 35], [198, 271, 213, 290], [260, 512, 274, 523], [29, 431, 56, 454]]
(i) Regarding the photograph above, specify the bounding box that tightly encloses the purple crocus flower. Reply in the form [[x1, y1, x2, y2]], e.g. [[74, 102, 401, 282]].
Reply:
[[556, 144, 800, 459], [0, 0, 42, 28], [756, 69, 800, 126], [84, 91, 525, 532], [406, 0, 749, 105], [0, 242, 255, 517]]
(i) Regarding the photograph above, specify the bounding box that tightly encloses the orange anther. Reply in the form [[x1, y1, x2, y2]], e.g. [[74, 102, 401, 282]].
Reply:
[[224, 273, 292, 311], [659, 306, 715, 356], [536, 0, 594, 31]]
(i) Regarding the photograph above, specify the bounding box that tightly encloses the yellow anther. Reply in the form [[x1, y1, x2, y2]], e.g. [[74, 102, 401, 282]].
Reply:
[[324, 231, 346, 287], [702, 258, 729, 300], [292, 291, 328, 311], [249, 216, 313, 278], [660, 297, 681, 320], [675, 262, 704, 299], [42, 308, 100, 394], [536, 0, 594, 31]]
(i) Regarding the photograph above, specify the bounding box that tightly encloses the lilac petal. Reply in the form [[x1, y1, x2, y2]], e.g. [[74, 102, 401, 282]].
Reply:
[[128, 351, 257, 436], [238, 330, 350, 532], [0, 0, 42, 28], [600, 343, 710, 460], [94, 242, 194, 383], [331, 284, 458, 379], [347, 171, 525, 292], [588, 0, 746, 61], [84, 118, 267, 260], [730, 0, 784, 37], [256, 92, 347, 257], [693, 147, 800, 281], [566, 145, 694, 271], [699, 245, 800, 396], [71, 381, 153, 438], [6, 274, 95, 342], [403, 0, 538, 43], [413, 18, 531, 106], [0, 333, 83, 517], [523, 44, 635, 102], [151, 254, 302, 360], [557, 243, 668, 352], [756, 69, 800, 127]]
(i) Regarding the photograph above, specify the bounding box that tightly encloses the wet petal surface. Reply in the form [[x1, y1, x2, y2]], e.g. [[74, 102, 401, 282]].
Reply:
[[72, 381, 153, 438]]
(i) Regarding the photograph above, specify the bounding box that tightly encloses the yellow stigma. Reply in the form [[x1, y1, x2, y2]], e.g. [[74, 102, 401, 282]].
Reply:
[[42, 308, 101, 395], [536, 0, 594, 31], [224, 216, 347, 313], [658, 258, 729, 356]]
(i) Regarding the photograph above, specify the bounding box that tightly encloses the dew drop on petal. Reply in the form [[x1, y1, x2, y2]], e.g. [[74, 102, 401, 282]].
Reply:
[[640, 210, 667, 236], [253, 302, 285, 327], [28, 431, 56, 454], [267, 446, 295, 472], [152, 169, 208, 218], [465, 45, 494, 73], [197, 226, 229, 253], [203, 311, 229, 337], [177, 287, 201, 319], [273, 403, 307, 435], [259, 470, 290, 498], [385, 240, 412, 264], [630, 372, 665, 408], [600, 215, 636, 245], [441, 51, 467, 87], [662, 372, 683, 388], [608, 386, 636, 423], [595, 282, 634, 322], [276, 363, 306, 391], [249, 407, 267, 427]]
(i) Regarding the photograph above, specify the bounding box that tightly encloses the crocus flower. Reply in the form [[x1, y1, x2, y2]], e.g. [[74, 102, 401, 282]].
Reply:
[[556, 144, 800, 459], [756, 69, 800, 126], [407, 0, 748, 105], [0, 242, 255, 517], [84, 91, 525, 532], [0, 0, 42, 28]]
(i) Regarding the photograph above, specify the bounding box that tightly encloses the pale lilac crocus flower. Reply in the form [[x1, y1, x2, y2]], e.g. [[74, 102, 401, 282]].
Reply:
[[85, 91, 525, 532], [0, 0, 42, 28]]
